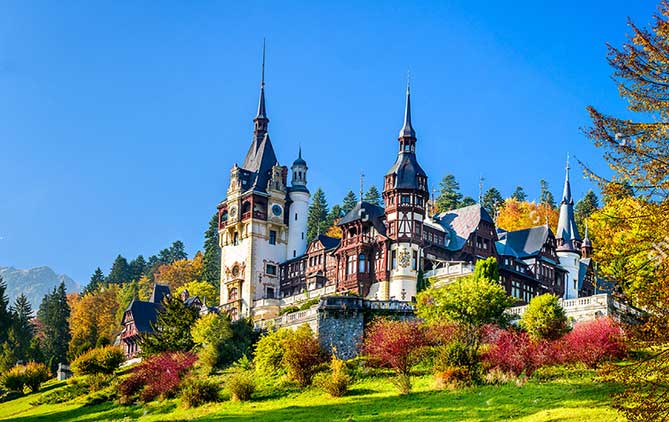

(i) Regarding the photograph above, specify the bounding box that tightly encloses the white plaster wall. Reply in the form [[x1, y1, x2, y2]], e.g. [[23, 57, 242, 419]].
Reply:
[[388, 242, 419, 301], [558, 251, 581, 300], [287, 191, 309, 259]]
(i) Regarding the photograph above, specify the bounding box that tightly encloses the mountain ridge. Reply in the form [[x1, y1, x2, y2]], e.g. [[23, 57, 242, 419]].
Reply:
[[0, 265, 81, 311]]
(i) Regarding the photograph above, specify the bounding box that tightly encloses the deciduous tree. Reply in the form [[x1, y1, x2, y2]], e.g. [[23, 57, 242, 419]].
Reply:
[[496, 198, 559, 232]]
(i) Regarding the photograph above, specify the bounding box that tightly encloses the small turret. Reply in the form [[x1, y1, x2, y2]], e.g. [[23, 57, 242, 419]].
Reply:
[[287, 148, 310, 259], [290, 147, 309, 192], [581, 221, 593, 258]]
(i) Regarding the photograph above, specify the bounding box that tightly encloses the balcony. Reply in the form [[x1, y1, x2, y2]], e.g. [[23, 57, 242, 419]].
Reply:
[[341, 235, 375, 247]]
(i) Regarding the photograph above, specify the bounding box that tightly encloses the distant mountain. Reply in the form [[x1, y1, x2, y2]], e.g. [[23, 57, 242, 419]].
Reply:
[[0, 266, 81, 311]]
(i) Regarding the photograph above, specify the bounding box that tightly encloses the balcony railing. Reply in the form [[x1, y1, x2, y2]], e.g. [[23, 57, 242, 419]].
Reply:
[[341, 235, 375, 247]]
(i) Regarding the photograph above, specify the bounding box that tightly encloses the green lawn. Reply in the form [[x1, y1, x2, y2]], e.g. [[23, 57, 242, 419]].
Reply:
[[0, 369, 624, 422]]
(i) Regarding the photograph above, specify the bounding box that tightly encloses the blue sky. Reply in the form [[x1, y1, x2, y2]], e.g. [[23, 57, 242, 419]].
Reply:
[[0, 1, 659, 285]]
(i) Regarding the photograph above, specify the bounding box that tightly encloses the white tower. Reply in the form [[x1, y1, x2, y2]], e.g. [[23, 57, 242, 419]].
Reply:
[[556, 156, 582, 299], [287, 148, 310, 259]]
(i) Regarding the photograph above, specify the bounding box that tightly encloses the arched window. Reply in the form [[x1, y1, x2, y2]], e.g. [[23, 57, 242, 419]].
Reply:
[[358, 254, 366, 273], [229, 287, 238, 301]]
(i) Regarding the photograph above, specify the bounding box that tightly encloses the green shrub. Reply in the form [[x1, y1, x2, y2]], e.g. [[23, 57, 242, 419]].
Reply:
[[85, 373, 115, 392], [254, 329, 292, 376], [521, 294, 569, 341], [299, 298, 319, 311], [314, 354, 351, 397], [23, 362, 51, 393], [227, 371, 255, 401], [1, 366, 26, 392], [392, 374, 412, 395], [278, 306, 299, 316], [32, 382, 89, 405], [434, 340, 479, 372], [179, 377, 220, 408], [71, 346, 125, 375]]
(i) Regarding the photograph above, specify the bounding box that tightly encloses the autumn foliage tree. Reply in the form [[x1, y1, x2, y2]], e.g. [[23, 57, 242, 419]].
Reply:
[[583, 3, 669, 419], [69, 285, 122, 358], [496, 198, 559, 232], [153, 252, 204, 292]]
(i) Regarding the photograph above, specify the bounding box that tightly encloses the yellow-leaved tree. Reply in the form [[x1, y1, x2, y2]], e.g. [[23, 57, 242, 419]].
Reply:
[[495, 198, 558, 233]]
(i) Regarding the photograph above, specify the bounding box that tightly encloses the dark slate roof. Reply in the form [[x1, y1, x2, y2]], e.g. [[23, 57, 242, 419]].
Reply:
[[497, 225, 551, 258], [433, 204, 494, 251], [338, 201, 387, 236], [150, 284, 170, 304], [317, 235, 341, 250], [385, 153, 427, 189], [556, 165, 581, 248], [399, 85, 416, 139], [241, 133, 278, 194], [125, 299, 161, 333]]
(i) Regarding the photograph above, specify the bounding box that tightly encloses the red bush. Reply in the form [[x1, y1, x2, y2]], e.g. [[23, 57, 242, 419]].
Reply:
[[555, 318, 627, 367], [425, 322, 459, 346], [482, 328, 553, 376], [364, 319, 429, 375], [120, 352, 197, 403]]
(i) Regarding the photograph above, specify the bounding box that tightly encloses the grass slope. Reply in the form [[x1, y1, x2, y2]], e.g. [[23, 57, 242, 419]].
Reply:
[[0, 369, 623, 422]]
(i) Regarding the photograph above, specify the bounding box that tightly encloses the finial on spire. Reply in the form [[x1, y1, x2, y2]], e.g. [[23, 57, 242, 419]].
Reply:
[[399, 75, 416, 139], [479, 175, 485, 204], [360, 172, 365, 203], [255, 39, 268, 121]]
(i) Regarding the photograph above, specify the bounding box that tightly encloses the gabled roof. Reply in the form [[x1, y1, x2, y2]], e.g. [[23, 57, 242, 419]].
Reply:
[[240, 133, 278, 194], [150, 284, 170, 304], [338, 201, 387, 236], [498, 225, 552, 258], [317, 235, 341, 250], [433, 204, 494, 251], [124, 299, 161, 333]]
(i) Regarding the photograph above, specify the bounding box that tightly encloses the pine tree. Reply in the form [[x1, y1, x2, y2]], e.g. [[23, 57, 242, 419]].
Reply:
[[341, 190, 358, 215], [364, 185, 382, 206], [460, 196, 477, 207], [326, 204, 343, 227], [575, 190, 600, 234], [159, 240, 188, 264], [511, 186, 527, 201], [10, 294, 34, 362], [0, 276, 10, 345], [83, 267, 106, 295], [435, 174, 463, 213], [307, 188, 330, 242], [37, 282, 71, 372], [139, 294, 199, 356], [482, 187, 505, 217], [203, 212, 221, 288], [539, 180, 556, 208], [129, 255, 146, 281], [107, 255, 130, 285]]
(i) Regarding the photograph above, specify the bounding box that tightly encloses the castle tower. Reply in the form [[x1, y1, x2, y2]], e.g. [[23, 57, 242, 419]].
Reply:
[[287, 148, 310, 259], [581, 221, 593, 259], [218, 45, 289, 319], [556, 156, 582, 299], [382, 82, 429, 301]]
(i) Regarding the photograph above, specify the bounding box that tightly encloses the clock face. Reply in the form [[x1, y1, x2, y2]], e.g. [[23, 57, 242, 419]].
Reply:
[[229, 206, 238, 218], [272, 204, 282, 217]]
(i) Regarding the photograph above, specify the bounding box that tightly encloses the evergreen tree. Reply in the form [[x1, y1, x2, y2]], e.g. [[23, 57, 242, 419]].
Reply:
[[139, 294, 199, 356], [482, 187, 505, 217], [107, 255, 130, 285], [10, 294, 34, 362], [326, 204, 343, 228], [473, 256, 500, 282], [159, 240, 188, 264], [435, 174, 463, 212], [37, 282, 71, 372], [0, 276, 10, 345], [364, 185, 382, 206], [341, 190, 358, 215], [129, 255, 146, 281], [575, 189, 600, 234], [511, 186, 527, 201], [203, 212, 221, 287], [539, 179, 556, 208], [83, 267, 106, 294], [459, 196, 477, 207], [307, 188, 330, 242]]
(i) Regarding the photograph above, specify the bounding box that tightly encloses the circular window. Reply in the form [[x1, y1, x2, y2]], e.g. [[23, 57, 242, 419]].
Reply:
[[272, 204, 282, 216]]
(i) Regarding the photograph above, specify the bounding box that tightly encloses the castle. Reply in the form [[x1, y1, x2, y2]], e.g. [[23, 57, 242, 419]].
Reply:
[[215, 60, 598, 322]]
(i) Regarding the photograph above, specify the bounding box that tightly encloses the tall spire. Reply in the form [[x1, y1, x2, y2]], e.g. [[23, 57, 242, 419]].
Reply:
[[399, 76, 416, 139], [254, 39, 269, 135], [556, 153, 581, 251]]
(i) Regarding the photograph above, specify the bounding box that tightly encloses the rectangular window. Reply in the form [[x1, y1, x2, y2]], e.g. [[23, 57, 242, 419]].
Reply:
[[269, 230, 277, 245], [266, 264, 277, 275], [411, 251, 418, 270], [266, 287, 275, 299], [233, 232, 239, 246], [391, 250, 397, 269], [401, 195, 410, 204]]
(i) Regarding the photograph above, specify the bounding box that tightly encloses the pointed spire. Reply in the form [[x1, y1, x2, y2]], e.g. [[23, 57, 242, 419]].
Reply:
[[556, 153, 581, 250], [561, 153, 573, 205], [399, 76, 416, 139], [255, 39, 268, 121]]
